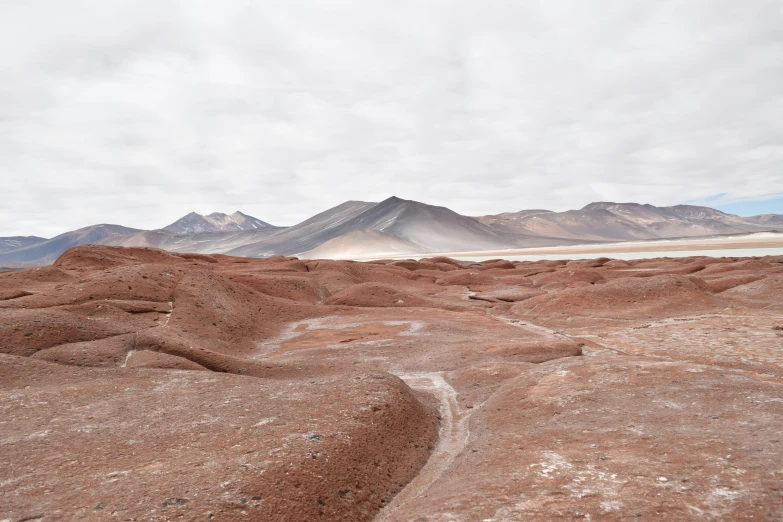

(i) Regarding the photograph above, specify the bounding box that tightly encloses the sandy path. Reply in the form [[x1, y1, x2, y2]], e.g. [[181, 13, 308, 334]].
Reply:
[[374, 372, 472, 521]]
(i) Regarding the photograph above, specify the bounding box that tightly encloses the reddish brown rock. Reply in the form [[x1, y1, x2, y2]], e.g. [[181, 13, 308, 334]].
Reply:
[[530, 267, 606, 288], [384, 357, 783, 521], [469, 287, 546, 303], [510, 274, 722, 328], [2, 246, 782, 520], [325, 282, 431, 308], [436, 271, 497, 287], [0, 355, 437, 522], [704, 273, 766, 293]]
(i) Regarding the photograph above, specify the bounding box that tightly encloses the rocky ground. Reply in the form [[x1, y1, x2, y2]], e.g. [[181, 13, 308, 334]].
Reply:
[[1, 245, 782, 521]]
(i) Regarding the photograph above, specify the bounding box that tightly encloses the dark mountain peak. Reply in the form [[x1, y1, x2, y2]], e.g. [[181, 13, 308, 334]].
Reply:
[[375, 196, 412, 210], [163, 213, 210, 233]]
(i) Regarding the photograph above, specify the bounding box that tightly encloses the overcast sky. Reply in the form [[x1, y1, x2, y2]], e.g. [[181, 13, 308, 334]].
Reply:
[[1, 1, 781, 237]]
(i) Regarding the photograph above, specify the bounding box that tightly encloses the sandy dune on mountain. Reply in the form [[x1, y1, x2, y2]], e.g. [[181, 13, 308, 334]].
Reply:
[[301, 230, 423, 259]]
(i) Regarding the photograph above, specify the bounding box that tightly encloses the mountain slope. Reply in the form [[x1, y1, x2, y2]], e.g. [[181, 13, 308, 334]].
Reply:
[[0, 225, 141, 265], [163, 211, 273, 234], [100, 227, 286, 254], [226, 201, 379, 257], [0, 236, 47, 254], [333, 196, 513, 252]]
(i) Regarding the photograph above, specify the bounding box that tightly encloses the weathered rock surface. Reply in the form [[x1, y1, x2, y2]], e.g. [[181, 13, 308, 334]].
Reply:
[[1, 246, 782, 520]]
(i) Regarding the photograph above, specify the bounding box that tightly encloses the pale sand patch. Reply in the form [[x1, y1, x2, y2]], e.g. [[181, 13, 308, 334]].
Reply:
[[351, 232, 783, 261]]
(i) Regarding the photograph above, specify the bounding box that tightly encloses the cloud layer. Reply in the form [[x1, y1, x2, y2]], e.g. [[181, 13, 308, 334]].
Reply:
[[1, 0, 781, 236]]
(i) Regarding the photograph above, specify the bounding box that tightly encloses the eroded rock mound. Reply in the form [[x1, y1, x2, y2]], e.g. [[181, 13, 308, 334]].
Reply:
[[511, 274, 722, 327], [0, 355, 437, 521], [325, 282, 431, 308], [386, 357, 783, 521]]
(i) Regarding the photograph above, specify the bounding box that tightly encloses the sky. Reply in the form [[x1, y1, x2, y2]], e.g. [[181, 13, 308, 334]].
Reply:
[[1, 1, 782, 237]]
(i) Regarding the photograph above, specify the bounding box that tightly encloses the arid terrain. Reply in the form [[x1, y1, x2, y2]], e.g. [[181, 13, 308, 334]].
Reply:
[[2, 245, 783, 521]]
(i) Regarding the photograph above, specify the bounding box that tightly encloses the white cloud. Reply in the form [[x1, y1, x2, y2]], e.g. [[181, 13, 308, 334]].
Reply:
[[1, 0, 781, 236]]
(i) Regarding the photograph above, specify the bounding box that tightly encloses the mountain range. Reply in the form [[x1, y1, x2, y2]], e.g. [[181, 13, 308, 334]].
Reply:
[[1, 198, 781, 265]]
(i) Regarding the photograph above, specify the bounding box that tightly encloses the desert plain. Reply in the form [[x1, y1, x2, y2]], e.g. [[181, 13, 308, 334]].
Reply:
[[1, 245, 783, 521]]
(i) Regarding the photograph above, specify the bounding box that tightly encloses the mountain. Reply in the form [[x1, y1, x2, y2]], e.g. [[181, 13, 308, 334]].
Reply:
[[163, 211, 272, 234], [478, 202, 780, 242], [0, 236, 47, 254], [326, 196, 513, 252], [0, 225, 141, 265]]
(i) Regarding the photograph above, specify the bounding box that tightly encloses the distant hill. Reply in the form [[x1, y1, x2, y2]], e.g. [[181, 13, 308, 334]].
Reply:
[[0, 225, 141, 265], [0, 236, 47, 254], [744, 214, 783, 226], [477, 202, 778, 242]]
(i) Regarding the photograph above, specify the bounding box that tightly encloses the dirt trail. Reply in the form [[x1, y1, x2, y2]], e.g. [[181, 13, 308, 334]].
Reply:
[[121, 300, 174, 368], [374, 372, 472, 522], [493, 314, 571, 340], [494, 313, 636, 358]]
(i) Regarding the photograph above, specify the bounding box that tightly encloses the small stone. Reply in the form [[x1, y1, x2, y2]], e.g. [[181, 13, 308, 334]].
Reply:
[[162, 498, 189, 508]]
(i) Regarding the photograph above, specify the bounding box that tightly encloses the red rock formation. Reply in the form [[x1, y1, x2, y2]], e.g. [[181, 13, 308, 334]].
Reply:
[[2, 246, 782, 520]]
